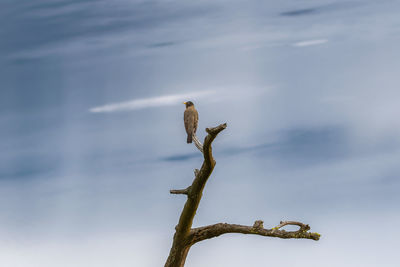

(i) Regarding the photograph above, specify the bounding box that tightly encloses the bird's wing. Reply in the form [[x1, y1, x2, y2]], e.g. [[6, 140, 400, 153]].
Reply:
[[194, 108, 198, 133], [184, 108, 195, 135]]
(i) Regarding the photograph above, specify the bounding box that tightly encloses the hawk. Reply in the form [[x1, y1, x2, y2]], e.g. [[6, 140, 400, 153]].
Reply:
[[183, 101, 198, 143]]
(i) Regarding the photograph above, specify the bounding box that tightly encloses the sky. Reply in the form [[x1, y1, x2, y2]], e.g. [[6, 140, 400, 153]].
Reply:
[[1, 0, 400, 266]]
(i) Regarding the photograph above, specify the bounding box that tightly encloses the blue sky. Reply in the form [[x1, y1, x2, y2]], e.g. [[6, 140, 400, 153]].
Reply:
[[1, 0, 400, 266]]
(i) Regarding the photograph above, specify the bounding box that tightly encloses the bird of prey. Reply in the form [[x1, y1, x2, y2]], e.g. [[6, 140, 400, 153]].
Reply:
[[183, 101, 198, 143]]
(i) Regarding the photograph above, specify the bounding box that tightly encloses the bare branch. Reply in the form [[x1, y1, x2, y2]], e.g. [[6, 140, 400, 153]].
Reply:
[[187, 221, 320, 245], [273, 220, 311, 232], [170, 170, 199, 196], [170, 187, 190, 195], [192, 134, 203, 153]]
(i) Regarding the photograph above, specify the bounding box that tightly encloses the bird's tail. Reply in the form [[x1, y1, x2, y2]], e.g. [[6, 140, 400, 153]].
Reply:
[[187, 134, 193, 143]]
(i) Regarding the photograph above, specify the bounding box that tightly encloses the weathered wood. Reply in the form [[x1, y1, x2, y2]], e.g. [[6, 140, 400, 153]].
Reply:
[[166, 124, 226, 267], [187, 221, 320, 245], [165, 123, 320, 267], [192, 134, 203, 153]]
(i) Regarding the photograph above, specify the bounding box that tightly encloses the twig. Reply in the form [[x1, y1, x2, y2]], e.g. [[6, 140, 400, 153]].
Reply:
[[170, 188, 190, 195], [192, 134, 203, 153], [273, 221, 311, 232]]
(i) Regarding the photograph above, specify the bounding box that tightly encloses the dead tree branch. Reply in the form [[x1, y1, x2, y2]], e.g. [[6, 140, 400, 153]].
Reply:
[[165, 123, 320, 267], [187, 221, 320, 245], [192, 134, 203, 153], [170, 187, 190, 195]]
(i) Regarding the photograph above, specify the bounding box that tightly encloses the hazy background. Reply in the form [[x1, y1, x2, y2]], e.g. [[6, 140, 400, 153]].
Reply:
[[1, 0, 399, 266]]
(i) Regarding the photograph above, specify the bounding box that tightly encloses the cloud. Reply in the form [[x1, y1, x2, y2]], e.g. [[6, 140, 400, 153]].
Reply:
[[147, 41, 178, 48], [162, 126, 348, 166], [162, 152, 200, 162], [280, 8, 316, 17], [292, 39, 328, 47], [89, 90, 216, 113], [1, 0, 217, 60], [280, 2, 362, 17]]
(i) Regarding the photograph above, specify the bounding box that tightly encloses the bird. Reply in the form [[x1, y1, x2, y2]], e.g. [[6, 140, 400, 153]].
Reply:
[[183, 101, 198, 143]]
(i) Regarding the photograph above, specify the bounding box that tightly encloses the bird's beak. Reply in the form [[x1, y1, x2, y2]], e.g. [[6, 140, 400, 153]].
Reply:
[[183, 102, 187, 104]]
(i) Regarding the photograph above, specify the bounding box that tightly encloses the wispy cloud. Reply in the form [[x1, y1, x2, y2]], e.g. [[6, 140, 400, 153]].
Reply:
[[293, 39, 328, 47], [89, 91, 216, 113], [280, 8, 316, 17]]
